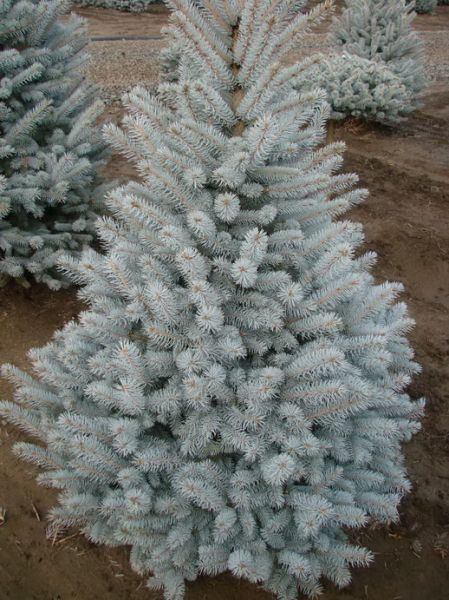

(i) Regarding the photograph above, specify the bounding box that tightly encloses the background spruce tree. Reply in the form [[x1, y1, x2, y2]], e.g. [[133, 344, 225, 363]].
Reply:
[[331, 0, 425, 113], [414, 0, 438, 12], [75, 0, 157, 11], [295, 53, 411, 123], [0, 1, 423, 599], [0, 0, 106, 289]]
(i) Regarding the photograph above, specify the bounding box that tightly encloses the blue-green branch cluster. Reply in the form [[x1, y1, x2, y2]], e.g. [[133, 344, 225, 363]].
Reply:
[[322, 0, 425, 123], [74, 0, 158, 11], [0, 0, 107, 288], [0, 1, 423, 599], [415, 0, 437, 13]]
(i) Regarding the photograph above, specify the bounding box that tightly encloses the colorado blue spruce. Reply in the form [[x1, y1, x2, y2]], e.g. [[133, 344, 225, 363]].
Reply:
[[1, 1, 423, 598]]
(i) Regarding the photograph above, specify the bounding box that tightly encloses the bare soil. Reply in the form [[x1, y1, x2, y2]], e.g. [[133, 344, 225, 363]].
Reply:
[[1, 6, 449, 600]]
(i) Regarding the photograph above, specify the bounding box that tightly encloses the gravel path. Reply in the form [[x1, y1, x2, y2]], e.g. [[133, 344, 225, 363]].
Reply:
[[87, 30, 449, 106], [88, 40, 163, 103]]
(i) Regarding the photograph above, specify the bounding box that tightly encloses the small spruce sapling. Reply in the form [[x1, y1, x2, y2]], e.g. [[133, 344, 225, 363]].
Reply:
[[414, 0, 438, 12], [331, 0, 425, 111], [0, 1, 423, 599], [0, 0, 106, 289], [296, 53, 411, 123]]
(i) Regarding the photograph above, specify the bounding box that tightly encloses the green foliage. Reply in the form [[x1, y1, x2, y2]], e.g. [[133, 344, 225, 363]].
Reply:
[[74, 0, 157, 11], [0, 0, 107, 289], [160, 22, 184, 82], [414, 0, 437, 12]]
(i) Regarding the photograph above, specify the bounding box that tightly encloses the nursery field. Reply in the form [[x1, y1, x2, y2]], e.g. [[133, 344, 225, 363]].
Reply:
[[1, 4, 449, 600]]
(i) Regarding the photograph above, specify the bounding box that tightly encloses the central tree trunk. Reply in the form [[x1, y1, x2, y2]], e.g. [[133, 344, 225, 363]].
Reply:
[[230, 21, 245, 137]]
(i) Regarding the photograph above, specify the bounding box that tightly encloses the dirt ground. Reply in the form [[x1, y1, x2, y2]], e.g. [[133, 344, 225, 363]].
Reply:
[[1, 5, 449, 600]]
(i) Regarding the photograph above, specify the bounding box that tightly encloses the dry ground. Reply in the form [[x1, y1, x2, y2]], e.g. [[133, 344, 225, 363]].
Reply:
[[1, 5, 449, 600]]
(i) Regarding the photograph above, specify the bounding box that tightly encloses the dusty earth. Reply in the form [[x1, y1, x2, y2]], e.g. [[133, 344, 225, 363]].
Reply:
[[1, 5, 449, 600]]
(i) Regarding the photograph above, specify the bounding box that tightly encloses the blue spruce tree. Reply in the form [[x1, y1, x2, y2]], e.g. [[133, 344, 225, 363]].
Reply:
[[314, 0, 427, 123], [331, 0, 425, 108], [0, 1, 423, 598], [294, 53, 412, 124], [414, 0, 437, 13], [0, 0, 106, 289]]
